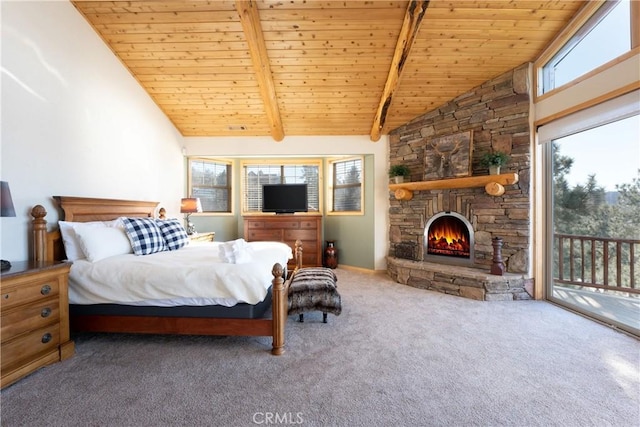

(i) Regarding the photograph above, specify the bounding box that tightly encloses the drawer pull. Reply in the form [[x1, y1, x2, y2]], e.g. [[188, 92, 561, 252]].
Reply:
[[41, 333, 53, 344], [41, 285, 51, 295], [41, 307, 52, 318], [3, 294, 8, 299]]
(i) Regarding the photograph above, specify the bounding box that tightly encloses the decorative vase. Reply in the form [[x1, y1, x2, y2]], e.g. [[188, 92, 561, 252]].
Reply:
[[489, 165, 501, 175], [491, 237, 505, 275], [393, 176, 404, 184], [324, 240, 338, 269]]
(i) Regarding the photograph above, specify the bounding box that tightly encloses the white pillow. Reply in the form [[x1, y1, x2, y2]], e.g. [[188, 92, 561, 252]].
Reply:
[[73, 223, 133, 262], [58, 219, 123, 261], [58, 220, 109, 261]]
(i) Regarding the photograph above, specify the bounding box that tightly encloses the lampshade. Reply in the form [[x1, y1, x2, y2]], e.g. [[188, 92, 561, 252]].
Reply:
[[180, 197, 202, 214], [0, 181, 16, 217]]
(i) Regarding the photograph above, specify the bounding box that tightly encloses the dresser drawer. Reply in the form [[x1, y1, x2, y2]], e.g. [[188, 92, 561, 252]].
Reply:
[[1, 297, 60, 343], [247, 220, 265, 229], [264, 221, 299, 229], [247, 229, 283, 241], [285, 229, 318, 241], [1, 324, 60, 371], [1, 280, 60, 310], [299, 220, 318, 229]]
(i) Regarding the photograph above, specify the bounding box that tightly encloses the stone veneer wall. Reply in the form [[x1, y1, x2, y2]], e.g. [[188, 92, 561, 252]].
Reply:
[[388, 63, 532, 287]]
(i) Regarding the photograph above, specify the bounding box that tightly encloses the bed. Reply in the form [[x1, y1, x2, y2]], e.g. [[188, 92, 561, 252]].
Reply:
[[30, 196, 300, 355]]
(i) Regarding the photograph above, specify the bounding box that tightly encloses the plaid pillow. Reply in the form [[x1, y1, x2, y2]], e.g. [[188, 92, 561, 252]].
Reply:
[[156, 218, 189, 251], [122, 217, 167, 256]]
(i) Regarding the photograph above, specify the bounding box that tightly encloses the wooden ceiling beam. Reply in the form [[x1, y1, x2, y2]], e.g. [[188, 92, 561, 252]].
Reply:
[[235, 0, 285, 141], [370, 0, 429, 142]]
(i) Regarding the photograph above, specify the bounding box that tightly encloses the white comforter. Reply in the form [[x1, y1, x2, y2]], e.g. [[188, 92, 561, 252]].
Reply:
[[68, 241, 292, 307]]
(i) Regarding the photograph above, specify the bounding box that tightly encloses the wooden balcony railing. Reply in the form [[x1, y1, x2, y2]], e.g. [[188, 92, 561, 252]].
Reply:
[[554, 233, 640, 295]]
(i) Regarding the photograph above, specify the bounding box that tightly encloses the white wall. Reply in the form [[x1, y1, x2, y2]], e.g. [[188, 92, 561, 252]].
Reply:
[[0, 1, 185, 262], [183, 135, 390, 270]]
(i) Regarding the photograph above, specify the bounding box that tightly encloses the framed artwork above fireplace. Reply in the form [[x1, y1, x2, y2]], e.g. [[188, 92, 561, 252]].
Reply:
[[424, 130, 473, 181]]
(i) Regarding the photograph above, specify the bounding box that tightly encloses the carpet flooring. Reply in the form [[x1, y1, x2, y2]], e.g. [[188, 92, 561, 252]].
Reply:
[[1, 268, 638, 426]]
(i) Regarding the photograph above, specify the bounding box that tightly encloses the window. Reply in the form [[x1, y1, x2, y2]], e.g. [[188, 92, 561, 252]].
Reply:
[[188, 158, 231, 213], [539, 0, 632, 95], [241, 161, 321, 214], [329, 157, 363, 214]]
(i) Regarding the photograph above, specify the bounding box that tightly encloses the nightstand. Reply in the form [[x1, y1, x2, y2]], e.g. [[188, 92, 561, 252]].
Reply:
[[1, 261, 74, 388], [189, 232, 215, 243]]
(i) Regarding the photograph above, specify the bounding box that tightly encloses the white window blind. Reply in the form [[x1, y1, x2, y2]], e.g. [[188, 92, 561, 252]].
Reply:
[[242, 163, 320, 213], [189, 159, 231, 213], [332, 158, 362, 212]]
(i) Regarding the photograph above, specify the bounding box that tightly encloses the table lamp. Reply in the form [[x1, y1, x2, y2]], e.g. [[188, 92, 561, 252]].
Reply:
[[1, 181, 16, 271], [180, 197, 202, 235]]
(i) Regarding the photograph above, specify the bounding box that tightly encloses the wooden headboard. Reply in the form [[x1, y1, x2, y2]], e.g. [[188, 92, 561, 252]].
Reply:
[[32, 196, 159, 262]]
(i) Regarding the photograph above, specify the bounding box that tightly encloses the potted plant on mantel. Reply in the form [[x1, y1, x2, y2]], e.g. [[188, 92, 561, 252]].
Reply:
[[389, 164, 411, 184], [480, 151, 510, 175]]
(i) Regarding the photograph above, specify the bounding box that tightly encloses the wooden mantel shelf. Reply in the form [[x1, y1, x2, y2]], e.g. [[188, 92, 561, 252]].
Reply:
[[389, 173, 519, 200]]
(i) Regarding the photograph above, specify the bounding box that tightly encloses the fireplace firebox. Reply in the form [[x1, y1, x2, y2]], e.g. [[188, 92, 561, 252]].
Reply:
[[424, 212, 474, 265]]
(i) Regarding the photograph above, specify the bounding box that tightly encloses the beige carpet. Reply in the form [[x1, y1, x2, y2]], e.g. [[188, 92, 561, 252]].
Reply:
[[1, 268, 639, 426]]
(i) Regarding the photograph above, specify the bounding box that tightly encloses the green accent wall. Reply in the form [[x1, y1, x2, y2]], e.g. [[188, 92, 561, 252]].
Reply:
[[188, 155, 376, 270], [323, 155, 375, 270]]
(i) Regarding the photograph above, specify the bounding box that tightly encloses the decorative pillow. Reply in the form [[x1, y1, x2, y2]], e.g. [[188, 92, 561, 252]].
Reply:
[[156, 218, 189, 251], [58, 219, 120, 261], [121, 217, 167, 256], [73, 223, 133, 262]]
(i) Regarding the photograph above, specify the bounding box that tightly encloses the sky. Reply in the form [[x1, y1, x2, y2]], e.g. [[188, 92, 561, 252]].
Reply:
[[558, 115, 640, 191]]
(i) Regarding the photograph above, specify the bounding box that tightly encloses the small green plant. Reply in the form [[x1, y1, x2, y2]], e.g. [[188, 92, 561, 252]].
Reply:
[[480, 151, 510, 168], [388, 164, 410, 178]]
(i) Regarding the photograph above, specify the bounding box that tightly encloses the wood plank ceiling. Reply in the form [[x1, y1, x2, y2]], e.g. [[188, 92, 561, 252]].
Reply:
[[72, 0, 585, 141]]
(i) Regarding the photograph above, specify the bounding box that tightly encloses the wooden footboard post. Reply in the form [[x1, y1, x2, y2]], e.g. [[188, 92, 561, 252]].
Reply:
[[271, 263, 286, 355], [31, 205, 47, 262]]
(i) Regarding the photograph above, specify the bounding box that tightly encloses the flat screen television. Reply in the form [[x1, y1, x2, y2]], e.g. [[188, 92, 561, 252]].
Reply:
[[262, 183, 308, 214]]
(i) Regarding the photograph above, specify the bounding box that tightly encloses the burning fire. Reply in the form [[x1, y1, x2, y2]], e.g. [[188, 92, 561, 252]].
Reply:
[[427, 217, 470, 258]]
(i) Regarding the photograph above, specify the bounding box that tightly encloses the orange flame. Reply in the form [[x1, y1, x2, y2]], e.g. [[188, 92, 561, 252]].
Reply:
[[427, 217, 470, 256]]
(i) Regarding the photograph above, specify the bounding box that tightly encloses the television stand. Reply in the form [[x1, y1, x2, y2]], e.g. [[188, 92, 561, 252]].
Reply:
[[244, 215, 322, 268]]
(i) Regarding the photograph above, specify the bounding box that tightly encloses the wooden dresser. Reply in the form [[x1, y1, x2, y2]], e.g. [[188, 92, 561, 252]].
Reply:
[[1, 261, 74, 388], [244, 215, 322, 268]]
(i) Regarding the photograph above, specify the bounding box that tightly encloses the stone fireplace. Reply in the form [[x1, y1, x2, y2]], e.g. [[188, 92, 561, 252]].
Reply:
[[386, 64, 534, 301]]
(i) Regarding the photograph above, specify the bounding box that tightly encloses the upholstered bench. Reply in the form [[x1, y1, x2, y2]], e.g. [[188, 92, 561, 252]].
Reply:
[[287, 267, 342, 323]]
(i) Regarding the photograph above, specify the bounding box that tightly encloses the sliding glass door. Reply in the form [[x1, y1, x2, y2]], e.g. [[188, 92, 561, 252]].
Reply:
[[545, 113, 640, 335]]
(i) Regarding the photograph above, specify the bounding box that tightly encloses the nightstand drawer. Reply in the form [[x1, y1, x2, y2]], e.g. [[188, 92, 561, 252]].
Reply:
[[1, 280, 60, 310], [1, 324, 60, 371], [1, 297, 60, 343], [1, 261, 72, 389]]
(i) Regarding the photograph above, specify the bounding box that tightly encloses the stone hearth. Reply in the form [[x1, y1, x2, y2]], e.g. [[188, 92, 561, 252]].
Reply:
[[387, 257, 533, 301]]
